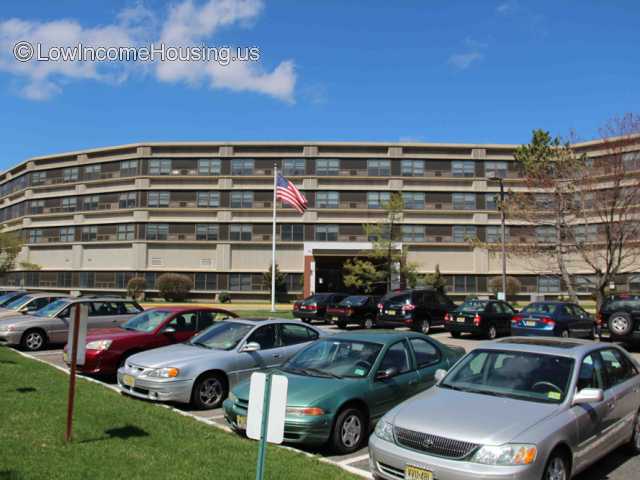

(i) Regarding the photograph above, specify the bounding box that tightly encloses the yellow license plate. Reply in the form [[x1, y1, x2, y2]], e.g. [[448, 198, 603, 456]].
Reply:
[[386, 310, 396, 316], [457, 317, 466, 323], [122, 374, 135, 388], [405, 465, 433, 480], [237, 415, 247, 429], [63, 351, 69, 363], [525, 321, 537, 327]]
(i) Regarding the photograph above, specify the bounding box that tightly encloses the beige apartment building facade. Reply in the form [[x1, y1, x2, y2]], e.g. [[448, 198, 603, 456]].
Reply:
[[0, 140, 638, 300]]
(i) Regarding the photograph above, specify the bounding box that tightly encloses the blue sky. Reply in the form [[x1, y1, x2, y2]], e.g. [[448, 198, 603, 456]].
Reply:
[[0, 0, 638, 166]]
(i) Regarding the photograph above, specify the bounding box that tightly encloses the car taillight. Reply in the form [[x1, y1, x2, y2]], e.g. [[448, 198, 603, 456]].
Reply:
[[377, 303, 383, 310], [444, 313, 452, 322], [402, 303, 416, 313], [473, 313, 481, 326], [308, 304, 317, 311], [595, 313, 603, 325], [541, 317, 555, 326], [512, 315, 523, 324]]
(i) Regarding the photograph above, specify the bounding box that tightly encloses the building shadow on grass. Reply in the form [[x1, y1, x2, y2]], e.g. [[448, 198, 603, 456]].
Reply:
[[0, 360, 17, 365], [0, 471, 20, 480], [79, 425, 149, 444]]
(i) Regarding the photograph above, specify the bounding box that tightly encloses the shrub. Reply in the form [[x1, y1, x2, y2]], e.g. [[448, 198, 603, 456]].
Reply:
[[156, 273, 193, 302], [218, 291, 231, 303], [488, 276, 522, 300], [127, 277, 147, 300]]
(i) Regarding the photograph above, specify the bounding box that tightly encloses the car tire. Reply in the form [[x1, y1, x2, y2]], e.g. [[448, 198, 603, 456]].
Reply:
[[331, 407, 366, 454], [191, 373, 227, 410], [609, 312, 633, 337], [337, 320, 347, 329], [486, 324, 498, 340], [21, 329, 47, 352], [558, 329, 570, 338], [413, 319, 430, 335], [450, 331, 461, 338], [629, 410, 640, 455], [363, 317, 374, 330], [542, 451, 569, 480]]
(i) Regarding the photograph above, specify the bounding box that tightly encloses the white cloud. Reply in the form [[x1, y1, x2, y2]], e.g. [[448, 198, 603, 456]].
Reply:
[[0, 0, 296, 102], [496, 1, 518, 15], [448, 51, 484, 70]]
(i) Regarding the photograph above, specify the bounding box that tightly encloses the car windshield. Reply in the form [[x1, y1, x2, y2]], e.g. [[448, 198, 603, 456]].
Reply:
[[121, 310, 173, 332], [339, 296, 369, 307], [282, 339, 382, 379], [0, 293, 20, 306], [33, 299, 71, 317], [188, 321, 253, 350], [521, 303, 559, 315], [459, 300, 488, 312], [441, 349, 575, 404], [5, 295, 34, 310]]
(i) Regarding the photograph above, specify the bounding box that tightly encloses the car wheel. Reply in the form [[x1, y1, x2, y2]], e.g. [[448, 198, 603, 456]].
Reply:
[[486, 324, 498, 340], [629, 410, 640, 455], [415, 319, 430, 335], [337, 320, 347, 329], [609, 312, 633, 337], [191, 373, 227, 410], [363, 317, 374, 330], [543, 453, 569, 480], [21, 329, 46, 352], [331, 408, 366, 454], [560, 329, 570, 338], [450, 331, 461, 338]]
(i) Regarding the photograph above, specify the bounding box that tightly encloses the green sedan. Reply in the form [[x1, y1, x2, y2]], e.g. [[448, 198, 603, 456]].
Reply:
[[223, 330, 465, 453]]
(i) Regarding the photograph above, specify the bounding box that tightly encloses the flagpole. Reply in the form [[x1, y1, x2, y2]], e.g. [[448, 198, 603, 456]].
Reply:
[[271, 163, 277, 313]]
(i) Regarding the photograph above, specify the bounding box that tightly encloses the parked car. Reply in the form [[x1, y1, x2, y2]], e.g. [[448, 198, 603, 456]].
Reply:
[[375, 288, 457, 334], [326, 295, 380, 329], [292, 293, 349, 323], [370, 337, 640, 480], [511, 301, 597, 339], [62, 307, 238, 376], [0, 292, 68, 321], [224, 331, 465, 453], [599, 293, 640, 340], [0, 290, 29, 307], [445, 299, 518, 339], [0, 297, 143, 351], [118, 318, 325, 409]]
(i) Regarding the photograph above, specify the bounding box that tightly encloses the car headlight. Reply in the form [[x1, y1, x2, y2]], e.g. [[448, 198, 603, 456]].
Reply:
[[86, 340, 112, 351], [145, 367, 180, 378], [286, 406, 325, 416], [374, 418, 395, 443], [471, 444, 537, 466]]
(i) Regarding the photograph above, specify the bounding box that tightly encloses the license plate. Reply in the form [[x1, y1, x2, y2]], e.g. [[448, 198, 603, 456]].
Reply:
[[63, 351, 68, 363], [525, 320, 537, 327], [386, 310, 396, 316], [405, 465, 433, 480], [122, 374, 135, 388], [457, 317, 466, 323], [237, 415, 247, 429], [332, 316, 338, 322]]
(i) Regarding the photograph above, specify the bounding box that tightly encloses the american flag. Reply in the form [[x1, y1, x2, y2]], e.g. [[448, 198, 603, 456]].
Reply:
[[276, 174, 308, 214]]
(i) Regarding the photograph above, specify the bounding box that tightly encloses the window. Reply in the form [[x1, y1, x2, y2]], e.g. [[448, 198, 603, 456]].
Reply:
[[485, 161, 508, 178], [117, 224, 135, 240], [120, 160, 138, 176], [62, 197, 76, 212], [286, 273, 303, 292], [80, 272, 95, 288], [165, 312, 197, 332], [247, 324, 277, 349], [59, 227, 75, 242], [315, 224, 338, 241], [535, 226, 555, 243], [452, 161, 475, 177], [115, 272, 135, 289], [538, 276, 560, 293], [230, 224, 252, 241], [30, 200, 44, 214], [486, 226, 510, 243], [147, 224, 169, 240], [83, 195, 99, 211], [574, 225, 598, 243], [453, 225, 477, 242], [119, 192, 137, 209], [84, 164, 101, 179], [229, 273, 253, 291], [367, 159, 390, 176], [80, 226, 97, 241], [401, 160, 424, 177], [536, 194, 554, 209], [601, 349, 637, 387], [315, 159, 340, 176], [452, 193, 476, 210], [485, 193, 498, 210], [403, 192, 425, 209], [453, 276, 477, 293], [379, 342, 411, 374], [149, 159, 171, 175], [410, 338, 440, 368], [148, 191, 170, 208], [281, 224, 303, 241], [316, 191, 339, 208], [367, 192, 391, 209], [198, 159, 221, 175], [197, 191, 220, 208], [28, 229, 43, 243], [282, 159, 305, 176], [231, 159, 254, 175], [58, 272, 72, 288], [402, 225, 425, 242], [280, 324, 318, 346], [368, 225, 390, 242], [622, 152, 640, 171], [196, 224, 218, 240], [63, 167, 79, 182], [577, 354, 605, 391], [195, 273, 217, 291], [31, 171, 47, 185], [230, 191, 254, 208]]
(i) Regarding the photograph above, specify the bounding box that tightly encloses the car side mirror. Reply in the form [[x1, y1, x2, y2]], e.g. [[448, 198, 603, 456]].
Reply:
[[241, 342, 261, 353], [163, 327, 176, 334], [573, 388, 604, 405], [434, 369, 447, 383], [376, 367, 398, 380]]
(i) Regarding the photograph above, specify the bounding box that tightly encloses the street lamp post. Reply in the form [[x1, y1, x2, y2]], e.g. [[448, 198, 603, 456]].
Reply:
[[490, 177, 507, 300]]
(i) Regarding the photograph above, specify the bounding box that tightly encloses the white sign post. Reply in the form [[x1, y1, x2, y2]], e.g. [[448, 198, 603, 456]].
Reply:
[[65, 303, 88, 442], [246, 372, 288, 480]]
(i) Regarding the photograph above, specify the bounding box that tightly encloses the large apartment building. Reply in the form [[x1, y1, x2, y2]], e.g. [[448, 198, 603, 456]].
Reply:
[[0, 140, 638, 300]]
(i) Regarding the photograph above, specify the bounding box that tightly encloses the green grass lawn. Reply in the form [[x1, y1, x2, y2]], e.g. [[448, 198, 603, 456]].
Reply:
[[0, 348, 356, 480]]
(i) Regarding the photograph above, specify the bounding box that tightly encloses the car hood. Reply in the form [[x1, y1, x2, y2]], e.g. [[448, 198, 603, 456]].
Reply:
[[128, 342, 229, 368], [0, 314, 41, 327], [86, 327, 149, 342], [390, 386, 560, 445]]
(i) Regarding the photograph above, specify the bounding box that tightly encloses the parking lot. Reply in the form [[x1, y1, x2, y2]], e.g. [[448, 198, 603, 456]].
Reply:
[[24, 326, 640, 480]]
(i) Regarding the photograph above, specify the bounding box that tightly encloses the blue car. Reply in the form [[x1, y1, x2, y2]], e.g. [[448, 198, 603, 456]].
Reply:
[[511, 301, 597, 339]]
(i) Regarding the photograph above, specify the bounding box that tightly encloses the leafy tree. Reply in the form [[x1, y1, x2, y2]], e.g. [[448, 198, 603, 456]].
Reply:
[[488, 276, 522, 300], [263, 263, 288, 302], [343, 258, 385, 293], [156, 273, 193, 302], [0, 229, 22, 273], [423, 264, 447, 293], [127, 277, 146, 300]]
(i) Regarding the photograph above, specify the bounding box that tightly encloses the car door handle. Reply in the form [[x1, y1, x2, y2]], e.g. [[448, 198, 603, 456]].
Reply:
[[272, 353, 281, 359], [607, 401, 616, 410]]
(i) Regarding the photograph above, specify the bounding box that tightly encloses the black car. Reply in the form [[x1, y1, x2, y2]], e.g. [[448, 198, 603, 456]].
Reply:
[[375, 288, 456, 334], [325, 295, 380, 329], [599, 294, 640, 340], [292, 292, 349, 323], [445, 299, 518, 339], [0, 291, 29, 307], [511, 301, 597, 339]]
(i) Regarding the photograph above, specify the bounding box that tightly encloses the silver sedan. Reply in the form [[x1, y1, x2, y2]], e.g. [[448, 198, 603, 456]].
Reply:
[[118, 318, 325, 409], [369, 337, 640, 480]]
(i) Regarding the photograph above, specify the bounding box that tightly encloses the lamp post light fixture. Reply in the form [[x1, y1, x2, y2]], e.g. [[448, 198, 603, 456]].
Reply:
[[489, 177, 507, 300]]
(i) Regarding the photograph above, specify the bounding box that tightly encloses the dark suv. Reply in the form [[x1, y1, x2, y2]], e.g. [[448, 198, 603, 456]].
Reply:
[[599, 294, 640, 340], [375, 288, 457, 334], [292, 293, 349, 323]]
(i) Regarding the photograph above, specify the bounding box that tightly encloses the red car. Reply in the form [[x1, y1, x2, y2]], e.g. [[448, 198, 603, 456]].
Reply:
[[64, 306, 237, 376]]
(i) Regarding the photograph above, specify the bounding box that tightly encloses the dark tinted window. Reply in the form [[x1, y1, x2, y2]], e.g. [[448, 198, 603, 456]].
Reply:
[[380, 342, 411, 374], [382, 292, 410, 304], [577, 353, 605, 391], [90, 302, 120, 316], [247, 324, 277, 350], [280, 324, 316, 346], [166, 312, 197, 331], [410, 338, 440, 368], [601, 349, 637, 387], [521, 303, 559, 315], [197, 311, 215, 330]]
